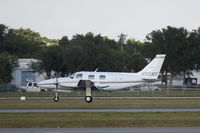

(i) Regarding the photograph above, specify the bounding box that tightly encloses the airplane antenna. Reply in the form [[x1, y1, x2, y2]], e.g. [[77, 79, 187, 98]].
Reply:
[[94, 68, 98, 72]]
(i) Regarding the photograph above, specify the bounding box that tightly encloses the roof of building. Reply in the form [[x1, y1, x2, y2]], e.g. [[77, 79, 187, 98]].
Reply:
[[16, 59, 39, 69]]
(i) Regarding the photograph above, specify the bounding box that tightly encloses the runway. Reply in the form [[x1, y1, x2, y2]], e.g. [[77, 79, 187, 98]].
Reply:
[[1, 108, 200, 113], [1, 128, 200, 133]]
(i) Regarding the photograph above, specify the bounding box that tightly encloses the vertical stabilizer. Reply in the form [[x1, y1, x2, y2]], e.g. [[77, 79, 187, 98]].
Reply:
[[138, 54, 166, 80]]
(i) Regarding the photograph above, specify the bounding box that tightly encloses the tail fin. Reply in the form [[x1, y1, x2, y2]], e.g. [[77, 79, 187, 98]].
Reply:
[[138, 54, 166, 80]]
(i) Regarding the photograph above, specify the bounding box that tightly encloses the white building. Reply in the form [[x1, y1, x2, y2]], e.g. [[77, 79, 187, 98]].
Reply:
[[11, 59, 46, 86], [154, 71, 200, 86], [190, 71, 200, 85]]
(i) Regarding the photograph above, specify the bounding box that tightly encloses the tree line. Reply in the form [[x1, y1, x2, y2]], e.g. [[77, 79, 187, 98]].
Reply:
[[0, 24, 200, 85]]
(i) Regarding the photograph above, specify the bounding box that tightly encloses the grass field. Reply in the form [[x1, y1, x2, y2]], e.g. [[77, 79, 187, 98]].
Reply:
[[0, 112, 200, 128], [0, 98, 200, 109], [1, 98, 200, 128]]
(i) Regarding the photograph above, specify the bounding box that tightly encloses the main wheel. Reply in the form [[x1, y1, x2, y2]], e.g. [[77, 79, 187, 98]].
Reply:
[[53, 96, 59, 102], [85, 96, 93, 103]]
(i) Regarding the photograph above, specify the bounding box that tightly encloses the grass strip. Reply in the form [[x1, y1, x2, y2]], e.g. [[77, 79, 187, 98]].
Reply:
[[0, 112, 200, 128], [1, 99, 200, 109]]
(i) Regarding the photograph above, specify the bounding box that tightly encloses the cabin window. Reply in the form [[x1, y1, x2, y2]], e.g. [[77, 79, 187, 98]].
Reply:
[[76, 73, 83, 79], [88, 75, 95, 79], [33, 83, 37, 87], [99, 75, 106, 80], [28, 83, 32, 87], [70, 73, 75, 79]]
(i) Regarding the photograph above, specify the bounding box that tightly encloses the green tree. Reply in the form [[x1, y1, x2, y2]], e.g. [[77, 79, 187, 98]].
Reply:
[[13, 28, 42, 42], [59, 36, 69, 45], [32, 45, 64, 79], [124, 39, 146, 72], [0, 24, 8, 42], [0, 53, 18, 84], [188, 27, 200, 72], [145, 26, 190, 85], [42, 37, 58, 45], [0, 25, 44, 58], [66, 33, 124, 72]]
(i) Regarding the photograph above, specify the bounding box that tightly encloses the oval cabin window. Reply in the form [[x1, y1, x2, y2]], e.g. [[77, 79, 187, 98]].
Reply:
[[88, 75, 95, 79], [99, 75, 106, 80], [76, 73, 83, 79]]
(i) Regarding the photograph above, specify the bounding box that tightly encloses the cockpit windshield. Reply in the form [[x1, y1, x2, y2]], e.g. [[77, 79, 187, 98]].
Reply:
[[70, 73, 76, 79]]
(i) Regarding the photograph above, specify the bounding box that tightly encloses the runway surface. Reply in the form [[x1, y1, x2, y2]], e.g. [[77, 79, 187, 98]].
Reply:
[[1, 108, 200, 112], [1, 128, 200, 133]]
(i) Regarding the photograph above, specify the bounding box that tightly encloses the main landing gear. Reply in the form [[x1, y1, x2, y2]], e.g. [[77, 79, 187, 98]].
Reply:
[[85, 96, 93, 103], [54, 96, 59, 102], [54, 76, 59, 102], [85, 80, 92, 103]]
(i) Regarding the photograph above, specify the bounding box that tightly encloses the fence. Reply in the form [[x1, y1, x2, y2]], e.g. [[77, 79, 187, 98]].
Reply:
[[0, 85, 200, 98]]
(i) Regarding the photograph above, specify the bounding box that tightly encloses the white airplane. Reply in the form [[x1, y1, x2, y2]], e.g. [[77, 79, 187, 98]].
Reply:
[[38, 54, 166, 103]]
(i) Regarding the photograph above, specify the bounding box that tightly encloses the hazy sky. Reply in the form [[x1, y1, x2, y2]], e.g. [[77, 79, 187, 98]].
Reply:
[[0, 0, 200, 41]]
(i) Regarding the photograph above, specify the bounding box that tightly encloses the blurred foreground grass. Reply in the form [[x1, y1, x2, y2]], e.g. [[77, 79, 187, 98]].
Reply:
[[0, 112, 200, 127]]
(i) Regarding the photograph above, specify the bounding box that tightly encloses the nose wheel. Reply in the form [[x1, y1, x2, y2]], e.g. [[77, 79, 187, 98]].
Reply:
[[54, 96, 59, 102], [85, 96, 92, 103]]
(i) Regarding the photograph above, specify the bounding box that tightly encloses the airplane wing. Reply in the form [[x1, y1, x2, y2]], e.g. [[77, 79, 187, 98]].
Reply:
[[93, 82, 109, 90], [59, 82, 78, 88], [77, 80, 109, 90], [53, 89, 72, 93], [142, 78, 161, 83]]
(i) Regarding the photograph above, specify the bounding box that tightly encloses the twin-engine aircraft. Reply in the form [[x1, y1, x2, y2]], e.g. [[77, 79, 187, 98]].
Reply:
[[38, 54, 166, 103]]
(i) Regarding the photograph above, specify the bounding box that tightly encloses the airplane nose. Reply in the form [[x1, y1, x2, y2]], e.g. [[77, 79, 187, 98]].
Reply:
[[37, 79, 57, 89], [37, 81, 46, 87]]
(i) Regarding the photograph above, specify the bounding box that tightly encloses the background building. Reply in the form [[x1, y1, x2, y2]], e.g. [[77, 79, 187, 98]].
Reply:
[[11, 59, 45, 86]]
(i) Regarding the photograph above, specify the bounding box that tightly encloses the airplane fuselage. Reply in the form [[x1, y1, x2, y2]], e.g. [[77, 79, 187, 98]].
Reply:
[[38, 71, 145, 91]]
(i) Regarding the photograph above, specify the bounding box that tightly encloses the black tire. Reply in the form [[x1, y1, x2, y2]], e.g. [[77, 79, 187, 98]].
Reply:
[[85, 96, 93, 103], [40, 89, 46, 92], [53, 96, 59, 102]]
